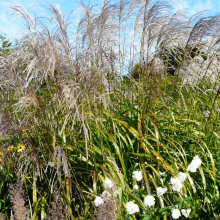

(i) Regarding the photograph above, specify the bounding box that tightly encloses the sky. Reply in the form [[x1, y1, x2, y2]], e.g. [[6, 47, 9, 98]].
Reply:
[[1, 0, 220, 41], [0, 0, 102, 40]]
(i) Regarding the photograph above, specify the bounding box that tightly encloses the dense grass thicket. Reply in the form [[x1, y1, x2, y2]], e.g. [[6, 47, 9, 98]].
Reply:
[[0, 0, 220, 219]]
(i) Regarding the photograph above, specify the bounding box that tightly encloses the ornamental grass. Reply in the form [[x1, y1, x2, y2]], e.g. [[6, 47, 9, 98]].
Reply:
[[0, 0, 220, 219]]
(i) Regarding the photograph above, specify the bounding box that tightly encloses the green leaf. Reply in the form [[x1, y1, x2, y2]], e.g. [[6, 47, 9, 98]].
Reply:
[[142, 214, 151, 220], [174, 196, 181, 201], [184, 196, 192, 202], [159, 207, 169, 213], [177, 202, 183, 209]]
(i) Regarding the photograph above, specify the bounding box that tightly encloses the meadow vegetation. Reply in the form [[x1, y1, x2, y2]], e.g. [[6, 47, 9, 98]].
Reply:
[[0, 0, 220, 219]]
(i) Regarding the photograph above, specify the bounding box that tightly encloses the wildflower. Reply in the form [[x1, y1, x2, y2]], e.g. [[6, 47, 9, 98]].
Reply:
[[192, 155, 202, 166], [101, 190, 111, 201], [156, 187, 167, 197], [103, 177, 114, 189], [187, 163, 197, 172], [203, 110, 210, 117], [181, 208, 191, 218], [171, 209, 181, 219], [7, 145, 15, 151], [159, 172, 166, 178], [126, 201, 140, 214], [144, 195, 155, 207], [132, 171, 143, 181], [170, 177, 183, 192], [187, 155, 202, 173], [94, 196, 104, 207], [177, 172, 187, 182], [17, 143, 25, 153], [133, 184, 139, 190]]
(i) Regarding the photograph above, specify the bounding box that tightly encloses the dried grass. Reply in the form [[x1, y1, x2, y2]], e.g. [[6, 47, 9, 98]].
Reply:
[[9, 177, 30, 220]]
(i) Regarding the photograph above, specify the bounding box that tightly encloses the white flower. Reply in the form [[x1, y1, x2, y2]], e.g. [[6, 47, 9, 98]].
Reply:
[[181, 208, 191, 218], [101, 190, 111, 201], [170, 177, 178, 185], [203, 110, 210, 117], [159, 172, 166, 178], [192, 155, 202, 166], [156, 187, 167, 197], [126, 201, 140, 214], [187, 163, 197, 173], [171, 209, 181, 219], [187, 163, 197, 172], [103, 177, 114, 189], [133, 184, 139, 190], [144, 195, 155, 207], [94, 196, 104, 207], [132, 171, 143, 181], [187, 155, 202, 173], [177, 172, 187, 182], [170, 177, 183, 192]]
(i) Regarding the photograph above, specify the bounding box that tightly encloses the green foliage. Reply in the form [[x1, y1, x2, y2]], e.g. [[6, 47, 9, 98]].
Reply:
[[0, 35, 13, 55], [1, 1, 220, 219], [161, 46, 208, 76], [2, 72, 220, 219]]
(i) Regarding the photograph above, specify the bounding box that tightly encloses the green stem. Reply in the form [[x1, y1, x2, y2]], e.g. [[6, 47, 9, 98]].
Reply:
[[33, 171, 38, 208], [32, 198, 41, 220], [66, 178, 73, 219], [41, 196, 46, 220], [141, 160, 151, 195]]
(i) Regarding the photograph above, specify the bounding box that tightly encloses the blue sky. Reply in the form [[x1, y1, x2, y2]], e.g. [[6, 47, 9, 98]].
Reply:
[[0, 0, 102, 40], [1, 0, 220, 41]]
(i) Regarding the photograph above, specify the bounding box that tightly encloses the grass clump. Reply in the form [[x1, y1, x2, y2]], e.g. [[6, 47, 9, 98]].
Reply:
[[0, 0, 220, 219]]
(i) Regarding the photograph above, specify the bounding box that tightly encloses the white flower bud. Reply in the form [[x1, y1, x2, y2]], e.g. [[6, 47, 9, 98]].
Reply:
[[144, 195, 155, 207], [177, 172, 187, 182], [156, 187, 167, 197], [94, 196, 104, 207], [187, 155, 202, 173], [187, 163, 197, 172], [181, 208, 191, 218], [103, 177, 114, 189], [159, 172, 166, 178], [192, 155, 202, 166], [203, 110, 210, 117], [133, 184, 139, 190], [170, 177, 183, 192], [132, 171, 143, 181], [126, 201, 140, 214], [171, 208, 181, 219]]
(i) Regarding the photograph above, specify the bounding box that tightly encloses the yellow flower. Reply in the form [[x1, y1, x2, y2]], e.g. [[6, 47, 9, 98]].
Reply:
[[17, 143, 25, 153], [7, 145, 15, 151]]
